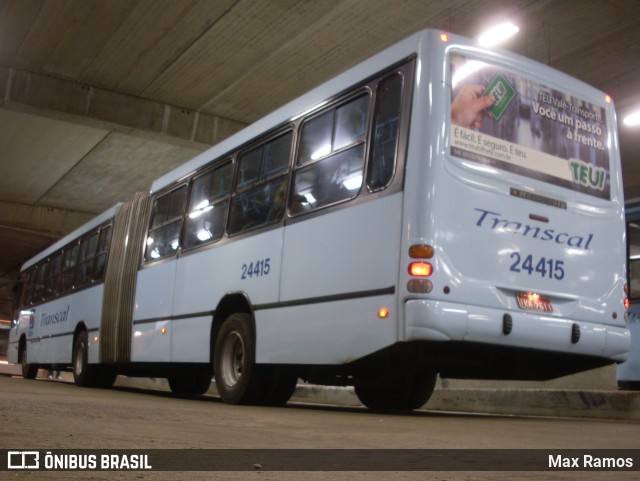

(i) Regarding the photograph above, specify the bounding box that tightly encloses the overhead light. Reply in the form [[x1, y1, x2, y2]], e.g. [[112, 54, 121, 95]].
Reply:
[[478, 22, 520, 47], [623, 111, 640, 127]]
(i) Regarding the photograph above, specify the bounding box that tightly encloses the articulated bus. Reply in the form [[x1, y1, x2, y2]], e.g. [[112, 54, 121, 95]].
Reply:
[[9, 29, 629, 410]]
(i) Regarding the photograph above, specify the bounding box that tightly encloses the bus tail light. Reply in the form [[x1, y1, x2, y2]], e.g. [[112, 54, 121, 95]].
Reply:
[[409, 262, 433, 277], [407, 279, 433, 293], [408, 244, 434, 293]]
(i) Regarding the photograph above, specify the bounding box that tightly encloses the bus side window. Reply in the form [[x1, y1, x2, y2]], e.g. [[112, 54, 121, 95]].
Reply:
[[94, 225, 112, 280], [184, 162, 232, 249], [19, 270, 32, 307], [62, 243, 79, 292], [76, 232, 99, 287], [228, 132, 292, 235], [367, 73, 403, 191], [291, 94, 370, 214], [33, 263, 48, 302], [145, 186, 187, 262], [46, 253, 63, 299]]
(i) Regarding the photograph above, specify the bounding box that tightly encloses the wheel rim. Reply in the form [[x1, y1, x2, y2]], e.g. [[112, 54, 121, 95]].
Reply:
[[220, 331, 245, 388]]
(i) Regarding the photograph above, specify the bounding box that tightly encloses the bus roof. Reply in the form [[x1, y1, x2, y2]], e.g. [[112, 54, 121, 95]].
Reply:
[[21, 203, 122, 271], [149, 28, 615, 196], [149, 29, 428, 194]]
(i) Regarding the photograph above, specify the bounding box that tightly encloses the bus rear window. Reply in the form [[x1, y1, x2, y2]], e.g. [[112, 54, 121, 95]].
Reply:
[[448, 52, 611, 200]]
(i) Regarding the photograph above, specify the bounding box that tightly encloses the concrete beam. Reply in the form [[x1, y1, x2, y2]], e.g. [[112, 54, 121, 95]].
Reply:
[[1, 66, 246, 146], [0, 200, 94, 236]]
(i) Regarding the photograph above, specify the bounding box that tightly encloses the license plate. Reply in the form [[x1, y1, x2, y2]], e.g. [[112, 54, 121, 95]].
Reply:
[[516, 293, 553, 313]]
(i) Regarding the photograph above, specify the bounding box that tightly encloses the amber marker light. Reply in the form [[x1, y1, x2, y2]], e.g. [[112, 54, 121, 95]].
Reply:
[[93, 336, 99, 343], [409, 244, 434, 259], [409, 262, 433, 277], [161, 327, 167, 335], [440, 32, 449, 42], [378, 308, 390, 319], [605, 95, 612, 104]]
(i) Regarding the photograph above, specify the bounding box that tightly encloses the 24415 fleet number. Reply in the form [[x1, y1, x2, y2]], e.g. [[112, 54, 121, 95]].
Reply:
[[509, 252, 565, 280], [241, 258, 271, 280]]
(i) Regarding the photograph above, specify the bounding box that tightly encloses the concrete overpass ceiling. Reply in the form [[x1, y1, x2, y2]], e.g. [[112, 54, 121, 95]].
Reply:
[[0, 0, 639, 312]]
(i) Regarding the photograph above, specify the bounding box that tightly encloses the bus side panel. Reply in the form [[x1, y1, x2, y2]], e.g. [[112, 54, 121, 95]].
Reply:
[[270, 194, 403, 364], [255, 294, 397, 364], [170, 316, 210, 362], [280, 194, 403, 300], [23, 286, 104, 365], [171, 229, 285, 362], [131, 260, 177, 363]]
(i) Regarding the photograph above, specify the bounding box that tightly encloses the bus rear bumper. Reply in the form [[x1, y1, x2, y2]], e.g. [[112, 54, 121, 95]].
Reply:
[[404, 299, 630, 362]]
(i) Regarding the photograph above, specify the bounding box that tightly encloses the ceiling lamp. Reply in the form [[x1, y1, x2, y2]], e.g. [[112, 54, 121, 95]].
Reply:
[[623, 111, 640, 127], [478, 22, 520, 47]]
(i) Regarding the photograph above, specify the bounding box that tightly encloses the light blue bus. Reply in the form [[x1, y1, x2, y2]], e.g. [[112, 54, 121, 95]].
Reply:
[[9, 29, 629, 410]]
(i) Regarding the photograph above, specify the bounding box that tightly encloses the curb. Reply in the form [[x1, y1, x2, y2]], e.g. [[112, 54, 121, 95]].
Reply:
[[3, 363, 639, 420]]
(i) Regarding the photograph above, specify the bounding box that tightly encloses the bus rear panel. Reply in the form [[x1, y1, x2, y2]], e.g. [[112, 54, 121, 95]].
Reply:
[[401, 32, 628, 380]]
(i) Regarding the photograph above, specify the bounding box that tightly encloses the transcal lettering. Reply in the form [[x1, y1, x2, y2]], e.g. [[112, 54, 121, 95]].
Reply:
[[474, 208, 593, 250]]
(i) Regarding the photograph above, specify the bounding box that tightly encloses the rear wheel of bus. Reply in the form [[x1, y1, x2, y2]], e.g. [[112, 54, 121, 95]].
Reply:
[[353, 347, 437, 411], [213, 312, 297, 406], [168, 368, 212, 395]]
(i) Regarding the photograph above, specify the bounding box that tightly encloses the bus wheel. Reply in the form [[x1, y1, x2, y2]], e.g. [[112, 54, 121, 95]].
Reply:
[[168, 368, 212, 395], [97, 367, 118, 389], [263, 366, 298, 406], [73, 331, 100, 387], [213, 313, 264, 404], [19, 340, 39, 380], [354, 351, 437, 411]]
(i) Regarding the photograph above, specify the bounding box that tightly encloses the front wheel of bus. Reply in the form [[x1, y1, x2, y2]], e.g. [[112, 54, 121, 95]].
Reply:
[[19, 340, 39, 380], [214, 313, 264, 405]]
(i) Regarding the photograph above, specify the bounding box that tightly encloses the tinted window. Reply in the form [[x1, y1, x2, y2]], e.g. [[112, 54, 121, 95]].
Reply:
[[291, 145, 365, 214], [291, 94, 370, 215], [62, 243, 79, 291], [146, 186, 187, 261], [228, 132, 292, 235], [368, 74, 403, 190], [298, 111, 333, 165], [94, 225, 112, 280], [184, 162, 232, 249], [77, 232, 99, 286]]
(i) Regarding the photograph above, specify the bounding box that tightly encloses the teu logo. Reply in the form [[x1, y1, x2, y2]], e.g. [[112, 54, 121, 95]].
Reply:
[[8, 451, 40, 470]]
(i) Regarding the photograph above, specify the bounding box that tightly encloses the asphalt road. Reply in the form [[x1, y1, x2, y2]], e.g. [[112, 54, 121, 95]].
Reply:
[[1, 375, 639, 481]]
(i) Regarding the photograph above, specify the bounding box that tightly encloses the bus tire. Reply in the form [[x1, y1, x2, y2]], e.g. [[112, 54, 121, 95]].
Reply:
[[355, 370, 436, 411], [97, 367, 118, 389], [19, 340, 39, 380], [353, 350, 437, 411], [72, 331, 101, 387], [262, 366, 298, 406], [168, 368, 212, 395], [213, 313, 264, 404]]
